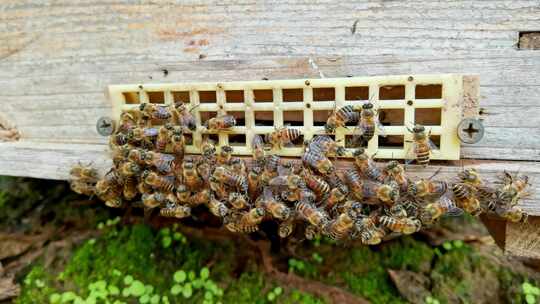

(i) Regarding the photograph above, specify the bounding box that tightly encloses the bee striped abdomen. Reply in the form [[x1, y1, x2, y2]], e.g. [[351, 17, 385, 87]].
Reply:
[[415, 143, 431, 166], [452, 183, 470, 200]]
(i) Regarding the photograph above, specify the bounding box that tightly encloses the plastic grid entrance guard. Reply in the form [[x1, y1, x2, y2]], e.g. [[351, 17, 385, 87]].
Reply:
[[107, 74, 468, 160]]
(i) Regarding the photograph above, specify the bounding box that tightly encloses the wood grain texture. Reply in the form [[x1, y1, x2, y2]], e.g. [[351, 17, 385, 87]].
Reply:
[[506, 217, 540, 259]]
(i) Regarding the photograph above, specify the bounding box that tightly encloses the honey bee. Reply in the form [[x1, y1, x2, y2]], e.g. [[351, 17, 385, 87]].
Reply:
[[344, 170, 365, 201], [300, 170, 330, 201], [452, 183, 481, 215], [160, 205, 191, 218], [278, 219, 295, 238], [120, 162, 141, 177], [207, 196, 230, 217], [210, 178, 229, 201], [355, 102, 385, 146], [296, 202, 329, 227], [69, 163, 98, 183], [302, 150, 334, 175], [123, 176, 138, 200], [140, 103, 173, 121], [189, 188, 211, 206], [360, 227, 386, 245], [126, 127, 159, 143], [176, 184, 191, 203], [261, 154, 280, 185], [217, 145, 233, 165], [204, 115, 236, 132], [265, 127, 302, 149], [170, 129, 185, 160], [325, 105, 360, 133], [407, 124, 437, 167], [230, 158, 247, 176], [142, 192, 167, 208], [379, 216, 421, 234], [109, 133, 128, 147], [156, 124, 172, 152], [95, 179, 123, 208], [229, 192, 250, 210], [364, 181, 400, 205], [240, 207, 265, 226], [325, 212, 354, 240], [497, 205, 528, 223], [339, 200, 364, 219], [421, 196, 463, 224], [142, 170, 175, 192], [325, 185, 349, 211], [306, 136, 346, 158], [251, 134, 266, 167], [225, 215, 259, 234], [353, 148, 385, 182], [408, 179, 448, 199], [127, 148, 146, 164], [182, 158, 203, 190], [118, 111, 137, 133], [269, 174, 304, 190], [247, 167, 262, 199], [212, 166, 248, 194], [70, 181, 96, 196], [304, 224, 321, 240], [173, 103, 197, 131], [201, 139, 217, 163], [257, 189, 291, 220], [384, 161, 408, 192], [143, 151, 175, 173], [497, 172, 530, 206], [104, 198, 123, 208]]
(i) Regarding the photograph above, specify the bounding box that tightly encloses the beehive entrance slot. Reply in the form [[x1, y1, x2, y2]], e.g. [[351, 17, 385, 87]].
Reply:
[[379, 135, 404, 149], [148, 92, 165, 104], [172, 91, 191, 104], [227, 111, 246, 127], [313, 88, 335, 101], [415, 84, 442, 99], [283, 89, 303, 102], [226, 90, 244, 103], [199, 91, 217, 103], [414, 108, 442, 125], [379, 85, 405, 100], [283, 111, 304, 127], [254, 89, 273, 102], [254, 111, 274, 127], [228, 134, 246, 146]]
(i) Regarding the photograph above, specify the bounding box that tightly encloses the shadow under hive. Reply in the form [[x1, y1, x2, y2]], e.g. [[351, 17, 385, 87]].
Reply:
[[108, 74, 464, 160]]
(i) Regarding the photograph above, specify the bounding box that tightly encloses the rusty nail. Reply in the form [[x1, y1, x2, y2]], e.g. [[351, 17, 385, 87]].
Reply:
[[457, 118, 484, 144], [96, 117, 115, 136]]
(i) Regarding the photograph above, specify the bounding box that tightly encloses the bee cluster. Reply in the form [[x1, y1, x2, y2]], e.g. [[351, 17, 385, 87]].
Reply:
[[69, 102, 532, 245]]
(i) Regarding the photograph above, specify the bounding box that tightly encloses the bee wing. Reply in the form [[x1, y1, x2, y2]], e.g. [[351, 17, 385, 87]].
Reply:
[[439, 195, 464, 217], [154, 154, 175, 172], [428, 138, 438, 151], [269, 175, 288, 187], [144, 128, 159, 137], [354, 122, 366, 136], [375, 119, 387, 137]]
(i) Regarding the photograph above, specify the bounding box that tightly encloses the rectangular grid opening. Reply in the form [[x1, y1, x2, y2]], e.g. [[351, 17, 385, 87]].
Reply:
[[147, 92, 165, 104], [228, 134, 247, 146], [415, 108, 442, 125], [123, 92, 140, 104], [254, 111, 274, 127], [200, 111, 218, 125], [345, 86, 369, 101], [431, 135, 441, 149], [227, 111, 246, 127], [379, 109, 405, 126], [415, 84, 442, 99], [379, 135, 404, 149], [283, 111, 304, 127], [254, 89, 273, 102], [202, 133, 220, 144], [379, 85, 405, 100], [172, 91, 191, 104], [199, 91, 217, 103], [283, 89, 303, 102], [313, 110, 329, 126], [226, 90, 244, 103], [313, 87, 335, 101]]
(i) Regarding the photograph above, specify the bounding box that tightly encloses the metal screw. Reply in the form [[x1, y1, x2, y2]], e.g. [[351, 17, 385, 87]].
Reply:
[[457, 118, 484, 144], [407, 100, 414, 106], [407, 76, 414, 81], [305, 80, 311, 86], [96, 117, 115, 136]]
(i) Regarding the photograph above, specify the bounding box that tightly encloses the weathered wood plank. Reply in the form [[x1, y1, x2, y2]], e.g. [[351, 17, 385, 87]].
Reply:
[[506, 218, 540, 259]]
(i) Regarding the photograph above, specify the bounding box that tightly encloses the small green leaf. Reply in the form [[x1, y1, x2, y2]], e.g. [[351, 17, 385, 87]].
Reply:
[[160, 228, 170, 235], [267, 292, 276, 301], [174, 270, 187, 283], [525, 294, 536, 304], [453, 240, 464, 248], [50, 293, 61, 304], [523, 282, 534, 293], [150, 294, 160, 304], [531, 286, 540, 296], [162, 295, 170, 304], [162, 236, 172, 248], [130, 280, 146, 297], [200, 267, 210, 280], [442, 242, 453, 251], [85, 296, 96, 304], [192, 279, 203, 289], [108, 285, 120, 296], [139, 294, 150, 304], [171, 284, 183, 296], [61, 291, 77, 303], [216, 288, 224, 297], [97, 223, 105, 230], [74, 297, 85, 304], [87, 239, 96, 245], [188, 271, 196, 281], [121, 288, 130, 298], [35, 279, 45, 288], [183, 283, 193, 298], [173, 232, 183, 241], [112, 269, 122, 276], [204, 291, 213, 300], [274, 287, 283, 296], [94, 280, 107, 291], [145, 284, 154, 295], [123, 275, 134, 285]]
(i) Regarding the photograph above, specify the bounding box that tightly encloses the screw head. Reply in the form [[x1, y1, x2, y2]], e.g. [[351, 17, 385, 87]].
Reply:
[[407, 76, 414, 81], [407, 100, 414, 106], [305, 80, 311, 86], [96, 117, 115, 136], [457, 118, 484, 144]]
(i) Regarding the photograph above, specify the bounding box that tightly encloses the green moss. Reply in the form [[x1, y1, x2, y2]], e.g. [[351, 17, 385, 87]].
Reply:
[[282, 290, 326, 304], [16, 265, 56, 304]]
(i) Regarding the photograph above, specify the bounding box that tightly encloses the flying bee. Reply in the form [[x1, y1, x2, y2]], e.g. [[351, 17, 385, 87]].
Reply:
[[229, 192, 250, 210], [324, 105, 360, 133], [70, 181, 95, 196], [257, 188, 291, 220], [325, 212, 354, 240], [251, 134, 266, 167], [420, 195, 463, 224], [189, 188, 211, 206], [307, 136, 346, 158], [497, 205, 528, 223], [176, 184, 191, 203], [217, 145, 233, 165], [278, 219, 295, 238], [182, 158, 203, 190], [300, 170, 330, 201], [204, 115, 236, 132], [139, 103, 173, 121], [497, 172, 530, 206], [384, 161, 408, 192], [212, 166, 248, 194], [69, 163, 98, 183], [142, 170, 175, 192], [240, 207, 265, 226], [207, 196, 230, 217], [353, 148, 385, 182], [452, 183, 481, 215], [302, 150, 334, 175], [265, 127, 302, 149], [296, 202, 329, 227], [379, 216, 421, 235], [408, 179, 448, 199], [406, 124, 437, 167], [120, 162, 141, 177], [141, 192, 167, 208], [123, 176, 138, 200], [355, 102, 385, 146], [160, 205, 191, 219]]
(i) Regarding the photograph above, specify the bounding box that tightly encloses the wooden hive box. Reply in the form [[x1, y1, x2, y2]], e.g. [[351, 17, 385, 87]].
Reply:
[[0, 0, 539, 259]]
